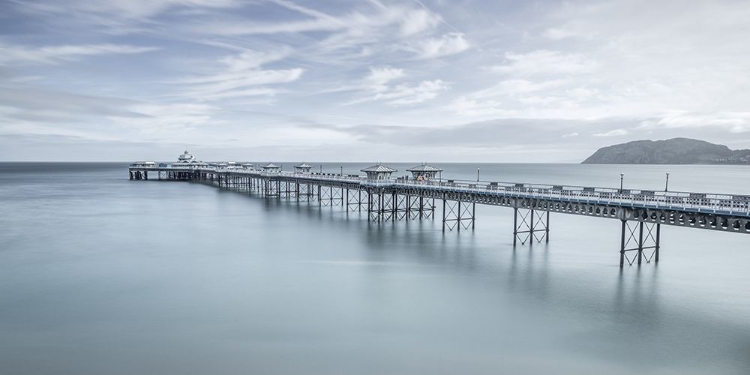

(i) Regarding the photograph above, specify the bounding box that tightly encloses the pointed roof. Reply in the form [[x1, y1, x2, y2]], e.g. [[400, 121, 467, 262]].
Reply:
[[262, 163, 280, 169], [407, 163, 442, 172], [361, 164, 397, 173], [295, 163, 313, 168]]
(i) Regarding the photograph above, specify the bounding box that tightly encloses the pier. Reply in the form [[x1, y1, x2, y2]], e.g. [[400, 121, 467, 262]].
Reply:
[[130, 151, 750, 267]]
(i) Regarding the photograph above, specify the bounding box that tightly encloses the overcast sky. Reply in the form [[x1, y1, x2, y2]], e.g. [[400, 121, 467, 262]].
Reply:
[[1, 0, 749, 162]]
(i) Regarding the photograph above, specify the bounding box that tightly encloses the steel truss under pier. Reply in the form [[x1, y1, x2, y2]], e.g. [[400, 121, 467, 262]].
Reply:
[[364, 188, 436, 222], [513, 207, 549, 245], [128, 165, 750, 267], [620, 220, 660, 267], [367, 189, 404, 222], [295, 182, 316, 202], [318, 186, 344, 207], [346, 188, 367, 212], [442, 198, 475, 231]]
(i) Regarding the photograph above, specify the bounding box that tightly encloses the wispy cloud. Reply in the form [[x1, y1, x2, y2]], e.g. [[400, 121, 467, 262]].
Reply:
[[173, 49, 304, 101], [593, 129, 629, 137], [0, 42, 158, 65], [409, 33, 470, 59], [11, 0, 241, 35], [448, 97, 514, 117], [641, 111, 750, 133], [344, 67, 449, 106], [489, 50, 599, 76], [4, 0, 750, 161]]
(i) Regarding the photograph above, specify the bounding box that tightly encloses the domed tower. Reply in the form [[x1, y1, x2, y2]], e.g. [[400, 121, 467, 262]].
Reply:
[[177, 150, 195, 163]]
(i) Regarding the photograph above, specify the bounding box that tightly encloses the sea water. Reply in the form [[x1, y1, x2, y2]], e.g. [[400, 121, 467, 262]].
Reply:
[[1, 162, 749, 375]]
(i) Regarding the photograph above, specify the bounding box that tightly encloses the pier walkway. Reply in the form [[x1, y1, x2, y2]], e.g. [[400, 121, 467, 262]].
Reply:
[[129, 154, 749, 267]]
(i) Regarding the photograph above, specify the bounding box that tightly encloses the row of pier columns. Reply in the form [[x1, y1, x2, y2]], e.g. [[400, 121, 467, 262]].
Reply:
[[619, 220, 661, 267], [210, 174, 659, 268], [130, 170, 662, 267]]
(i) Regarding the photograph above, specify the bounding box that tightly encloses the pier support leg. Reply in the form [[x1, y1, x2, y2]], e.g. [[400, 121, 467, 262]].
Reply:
[[513, 205, 549, 245], [620, 220, 626, 268], [442, 197, 446, 232], [619, 220, 661, 267], [513, 207, 518, 246], [379, 193, 384, 222], [457, 201, 462, 231], [472, 203, 476, 230], [638, 221, 644, 265], [406, 195, 410, 219], [367, 190, 373, 221], [529, 209, 534, 243], [655, 224, 661, 262]]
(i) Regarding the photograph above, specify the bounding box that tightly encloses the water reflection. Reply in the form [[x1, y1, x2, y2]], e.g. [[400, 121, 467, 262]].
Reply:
[[2, 164, 749, 375]]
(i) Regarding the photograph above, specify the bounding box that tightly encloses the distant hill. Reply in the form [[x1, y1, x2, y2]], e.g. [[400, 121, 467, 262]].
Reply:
[[582, 138, 750, 164]]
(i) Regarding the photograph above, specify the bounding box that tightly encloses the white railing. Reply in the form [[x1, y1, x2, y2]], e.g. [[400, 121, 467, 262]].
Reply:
[[389, 179, 750, 215], [128, 164, 750, 215]]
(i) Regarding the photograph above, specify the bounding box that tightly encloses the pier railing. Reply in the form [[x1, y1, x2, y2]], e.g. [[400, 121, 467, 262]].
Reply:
[[128, 164, 750, 215], [390, 179, 750, 215]]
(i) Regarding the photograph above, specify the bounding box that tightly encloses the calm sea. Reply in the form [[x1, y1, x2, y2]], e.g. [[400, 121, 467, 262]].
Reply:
[[1, 162, 749, 375]]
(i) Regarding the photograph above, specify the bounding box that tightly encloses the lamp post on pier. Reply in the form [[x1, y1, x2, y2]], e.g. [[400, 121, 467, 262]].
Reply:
[[665, 172, 670, 192], [340, 166, 343, 176], [477, 168, 480, 182], [620, 173, 624, 192]]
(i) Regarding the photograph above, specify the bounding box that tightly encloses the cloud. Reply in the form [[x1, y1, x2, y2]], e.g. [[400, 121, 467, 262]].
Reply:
[[349, 79, 449, 106], [448, 79, 567, 117], [10, 0, 241, 35], [448, 97, 514, 117], [186, 1, 450, 63], [542, 27, 591, 40], [364, 67, 406, 91], [193, 2, 441, 39], [173, 48, 304, 101], [489, 50, 599, 76], [0, 42, 158, 65], [310, 118, 632, 151], [196, 17, 343, 36], [476, 79, 567, 97], [344, 67, 449, 106], [593, 129, 629, 137], [399, 8, 442, 36], [384, 80, 450, 105], [5, 0, 750, 162], [411, 33, 470, 59], [641, 111, 750, 133], [15, 0, 240, 20], [0, 86, 145, 123]]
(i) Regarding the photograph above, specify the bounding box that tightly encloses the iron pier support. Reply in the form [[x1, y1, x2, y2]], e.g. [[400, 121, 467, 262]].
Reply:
[[619, 220, 661, 267]]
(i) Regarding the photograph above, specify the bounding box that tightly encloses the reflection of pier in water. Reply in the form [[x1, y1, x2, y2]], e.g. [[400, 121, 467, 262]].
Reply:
[[129, 151, 750, 267]]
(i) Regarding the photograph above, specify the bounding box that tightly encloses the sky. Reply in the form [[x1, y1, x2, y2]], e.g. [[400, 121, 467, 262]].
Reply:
[[1, 0, 749, 162]]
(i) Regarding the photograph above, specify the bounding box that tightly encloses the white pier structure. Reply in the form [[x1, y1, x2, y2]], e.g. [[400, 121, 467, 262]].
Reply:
[[130, 152, 750, 267]]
